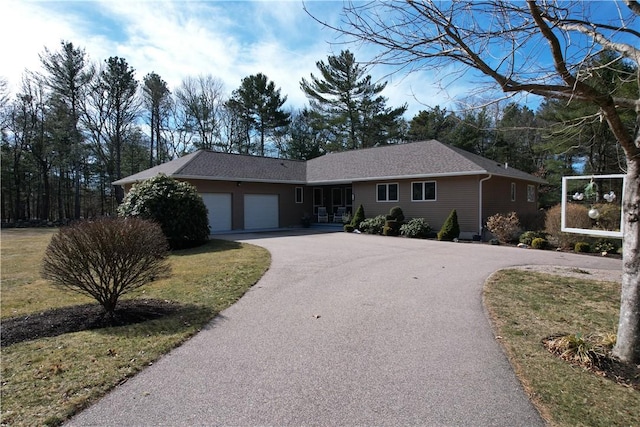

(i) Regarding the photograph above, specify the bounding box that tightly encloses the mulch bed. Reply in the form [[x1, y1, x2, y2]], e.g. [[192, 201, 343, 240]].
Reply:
[[1, 299, 182, 347]]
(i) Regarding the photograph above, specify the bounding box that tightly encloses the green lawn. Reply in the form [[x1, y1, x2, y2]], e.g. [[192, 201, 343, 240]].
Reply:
[[485, 269, 639, 427], [1, 228, 270, 426]]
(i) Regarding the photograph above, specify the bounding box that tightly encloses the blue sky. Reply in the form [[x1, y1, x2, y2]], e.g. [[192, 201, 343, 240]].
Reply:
[[3, 1, 631, 119], [1, 0, 467, 119]]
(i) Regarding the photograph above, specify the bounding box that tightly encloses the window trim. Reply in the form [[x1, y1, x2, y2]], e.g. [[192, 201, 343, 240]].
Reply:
[[295, 186, 303, 204], [376, 183, 399, 202], [511, 182, 516, 202], [411, 181, 437, 202]]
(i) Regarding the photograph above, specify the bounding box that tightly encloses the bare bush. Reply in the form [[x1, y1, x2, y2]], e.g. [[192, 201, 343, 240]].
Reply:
[[42, 217, 171, 317], [486, 212, 521, 243], [545, 204, 592, 249]]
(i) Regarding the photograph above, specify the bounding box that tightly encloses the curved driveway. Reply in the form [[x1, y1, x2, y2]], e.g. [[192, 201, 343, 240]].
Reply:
[[68, 231, 622, 426]]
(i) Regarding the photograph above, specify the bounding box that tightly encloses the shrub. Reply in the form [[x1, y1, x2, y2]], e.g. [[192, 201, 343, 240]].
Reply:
[[351, 204, 366, 229], [400, 218, 432, 239], [359, 215, 386, 234], [531, 237, 549, 250], [344, 224, 355, 233], [545, 204, 592, 249], [486, 212, 521, 243], [437, 209, 460, 241], [594, 238, 620, 253], [118, 174, 209, 249], [383, 220, 400, 236], [594, 203, 622, 231], [42, 217, 171, 318], [386, 206, 405, 222], [575, 242, 591, 253], [519, 230, 547, 246]]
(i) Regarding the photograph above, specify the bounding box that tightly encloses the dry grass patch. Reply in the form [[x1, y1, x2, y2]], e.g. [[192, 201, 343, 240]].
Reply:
[[485, 269, 639, 427], [1, 228, 270, 426]]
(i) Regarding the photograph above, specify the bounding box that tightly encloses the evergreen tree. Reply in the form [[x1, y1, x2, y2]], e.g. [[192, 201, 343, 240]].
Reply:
[[300, 50, 406, 151], [407, 106, 457, 143], [229, 73, 290, 156], [39, 40, 94, 219], [142, 72, 171, 166], [280, 109, 323, 160]]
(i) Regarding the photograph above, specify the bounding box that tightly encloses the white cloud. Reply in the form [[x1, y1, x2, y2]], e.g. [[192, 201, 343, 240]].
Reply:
[[0, 0, 475, 119]]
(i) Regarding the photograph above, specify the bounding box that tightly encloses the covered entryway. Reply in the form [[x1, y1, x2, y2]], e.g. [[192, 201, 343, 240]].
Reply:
[[201, 193, 232, 233], [244, 194, 279, 229]]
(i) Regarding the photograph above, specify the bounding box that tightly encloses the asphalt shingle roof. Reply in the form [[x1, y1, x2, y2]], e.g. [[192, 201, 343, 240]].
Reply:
[[306, 140, 546, 184], [113, 151, 307, 185], [113, 140, 545, 186]]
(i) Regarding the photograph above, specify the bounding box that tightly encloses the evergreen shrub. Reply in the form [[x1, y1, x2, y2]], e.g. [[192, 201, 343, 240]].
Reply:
[[531, 237, 549, 250], [519, 230, 547, 246], [118, 174, 209, 249], [400, 218, 432, 239], [383, 220, 400, 236], [437, 209, 460, 241], [359, 215, 386, 235], [351, 204, 366, 229], [575, 242, 591, 253]]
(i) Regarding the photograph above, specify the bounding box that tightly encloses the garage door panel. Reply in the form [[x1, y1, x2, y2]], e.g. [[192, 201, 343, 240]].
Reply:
[[201, 193, 232, 233], [244, 194, 278, 230]]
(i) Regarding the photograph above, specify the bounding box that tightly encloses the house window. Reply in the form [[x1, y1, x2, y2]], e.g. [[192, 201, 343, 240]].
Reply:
[[377, 183, 398, 202], [511, 182, 516, 202], [345, 187, 353, 207], [527, 184, 535, 202], [332, 188, 342, 206], [295, 187, 303, 204], [412, 181, 436, 201]]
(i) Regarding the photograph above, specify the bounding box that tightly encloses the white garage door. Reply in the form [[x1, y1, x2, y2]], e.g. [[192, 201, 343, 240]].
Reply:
[[244, 194, 279, 230], [201, 193, 232, 233]]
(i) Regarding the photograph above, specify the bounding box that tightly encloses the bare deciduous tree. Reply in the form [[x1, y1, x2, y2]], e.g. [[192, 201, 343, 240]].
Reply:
[[312, 0, 640, 363]]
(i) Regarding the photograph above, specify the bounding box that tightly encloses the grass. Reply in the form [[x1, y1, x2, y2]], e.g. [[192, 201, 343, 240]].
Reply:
[[1, 228, 270, 426], [484, 269, 639, 427]]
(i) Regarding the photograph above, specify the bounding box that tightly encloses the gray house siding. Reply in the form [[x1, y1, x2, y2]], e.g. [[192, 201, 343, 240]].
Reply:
[[353, 176, 480, 237]]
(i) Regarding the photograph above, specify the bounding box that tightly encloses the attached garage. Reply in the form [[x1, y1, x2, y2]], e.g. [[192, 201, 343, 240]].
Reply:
[[201, 193, 232, 233], [244, 194, 279, 230]]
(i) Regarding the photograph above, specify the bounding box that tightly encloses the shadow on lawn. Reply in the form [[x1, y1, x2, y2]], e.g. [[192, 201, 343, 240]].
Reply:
[[170, 239, 243, 257], [1, 299, 213, 347]]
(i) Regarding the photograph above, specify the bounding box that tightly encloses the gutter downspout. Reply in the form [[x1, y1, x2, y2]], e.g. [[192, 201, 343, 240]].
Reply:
[[479, 174, 493, 239]]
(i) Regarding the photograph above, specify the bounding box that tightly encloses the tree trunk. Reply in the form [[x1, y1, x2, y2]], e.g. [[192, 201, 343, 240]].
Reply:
[[613, 158, 640, 363]]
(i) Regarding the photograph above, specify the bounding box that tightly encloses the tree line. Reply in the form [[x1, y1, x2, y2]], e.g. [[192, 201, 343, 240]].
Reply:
[[0, 42, 633, 223]]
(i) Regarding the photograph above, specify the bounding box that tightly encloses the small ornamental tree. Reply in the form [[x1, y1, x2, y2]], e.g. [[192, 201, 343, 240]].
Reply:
[[437, 209, 460, 241], [118, 174, 209, 249], [42, 217, 171, 318]]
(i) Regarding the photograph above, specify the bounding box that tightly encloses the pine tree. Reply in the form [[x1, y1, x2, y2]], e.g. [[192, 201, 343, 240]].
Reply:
[[300, 50, 406, 151], [229, 73, 290, 156]]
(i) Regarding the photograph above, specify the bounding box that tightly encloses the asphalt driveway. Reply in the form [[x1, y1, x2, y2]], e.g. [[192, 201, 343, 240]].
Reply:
[[68, 231, 622, 426]]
